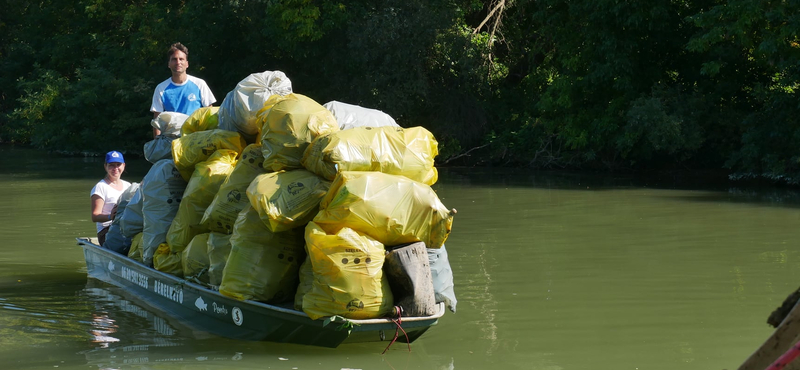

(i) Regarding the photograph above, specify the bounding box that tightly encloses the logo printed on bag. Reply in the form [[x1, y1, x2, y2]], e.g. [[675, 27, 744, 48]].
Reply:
[[346, 299, 364, 312], [287, 182, 305, 195], [202, 145, 216, 156], [227, 190, 241, 202]]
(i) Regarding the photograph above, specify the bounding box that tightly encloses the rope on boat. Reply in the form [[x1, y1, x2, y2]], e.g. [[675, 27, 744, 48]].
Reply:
[[766, 341, 800, 370], [382, 306, 411, 354]]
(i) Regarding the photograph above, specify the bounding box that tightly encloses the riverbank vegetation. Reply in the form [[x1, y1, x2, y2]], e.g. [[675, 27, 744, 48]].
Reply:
[[2, 1, 799, 182]]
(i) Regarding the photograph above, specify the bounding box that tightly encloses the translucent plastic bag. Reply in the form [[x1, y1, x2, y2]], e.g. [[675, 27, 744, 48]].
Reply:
[[153, 243, 182, 277], [171, 129, 246, 181], [152, 112, 189, 136], [181, 106, 220, 136], [294, 255, 313, 310], [218, 71, 293, 143], [102, 182, 139, 254], [208, 232, 232, 287], [323, 101, 399, 130], [141, 159, 187, 266], [302, 126, 439, 185], [313, 171, 455, 249], [120, 185, 144, 237], [144, 135, 177, 164], [246, 169, 330, 232], [428, 244, 457, 313], [301, 222, 393, 320], [201, 144, 267, 234], [182, 233, 211, 283], [257, 94, 339, 171], [165, 149, 237, 254], [219, 205, 305, 303], [144, 112, 189, 163], [127, 232, 144, 262]]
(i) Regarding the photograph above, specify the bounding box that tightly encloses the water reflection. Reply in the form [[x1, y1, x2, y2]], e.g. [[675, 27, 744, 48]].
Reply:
[[89, 313, 119, 348], [78, 281, 458, 370], [0, 272, 91, 342], [0, 265, 456, 369], [83, 284, 183, 341], [81, 283, 242, 369]]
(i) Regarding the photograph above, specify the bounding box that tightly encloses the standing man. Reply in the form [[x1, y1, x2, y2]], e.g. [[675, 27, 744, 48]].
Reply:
[[150, 42, 216, 137]]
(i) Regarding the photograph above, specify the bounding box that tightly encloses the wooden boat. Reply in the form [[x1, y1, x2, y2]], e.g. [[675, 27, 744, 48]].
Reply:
[[77, 237, 445, 348]]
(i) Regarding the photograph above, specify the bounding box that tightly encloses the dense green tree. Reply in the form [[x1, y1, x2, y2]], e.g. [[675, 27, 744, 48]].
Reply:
[[477, 0, 714, 168], [2, 0, 176, 150], [688, 0, 800, 182], [2, 0, 800, 183]]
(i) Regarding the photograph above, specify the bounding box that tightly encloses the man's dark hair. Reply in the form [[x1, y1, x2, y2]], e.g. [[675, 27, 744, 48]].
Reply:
[[167, 43, 189, 60]]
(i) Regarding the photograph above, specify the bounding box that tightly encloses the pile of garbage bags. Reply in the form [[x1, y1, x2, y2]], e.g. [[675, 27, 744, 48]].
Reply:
[[105, 70, 458, 320]]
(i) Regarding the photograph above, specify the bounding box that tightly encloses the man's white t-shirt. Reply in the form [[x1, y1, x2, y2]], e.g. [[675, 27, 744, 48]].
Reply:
[[90, 180, 132, 233], [150, 75, 216, 116]]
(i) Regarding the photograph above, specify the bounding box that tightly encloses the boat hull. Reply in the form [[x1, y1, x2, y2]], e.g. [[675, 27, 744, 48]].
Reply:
[[78, 238, 442, 348]]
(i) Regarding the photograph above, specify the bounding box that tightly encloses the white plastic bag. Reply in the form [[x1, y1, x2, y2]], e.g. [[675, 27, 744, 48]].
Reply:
[[218, 71, 293, 143], [144, 136, 176, 163], [428, 245, 457, 313], [144, 112, 189, 163], [141, 159, 187, 266], [151, 112, 189, 136], [102, 182, 140, 254], [323, 101, 399, 130], [120, 185, 144, 237]]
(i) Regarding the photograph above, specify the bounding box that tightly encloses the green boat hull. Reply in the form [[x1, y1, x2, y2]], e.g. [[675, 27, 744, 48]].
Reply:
[[78, 238, 443, 348]]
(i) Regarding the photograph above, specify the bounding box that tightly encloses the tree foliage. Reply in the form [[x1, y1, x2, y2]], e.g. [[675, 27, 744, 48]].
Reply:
[[2, 0, 800, 182]]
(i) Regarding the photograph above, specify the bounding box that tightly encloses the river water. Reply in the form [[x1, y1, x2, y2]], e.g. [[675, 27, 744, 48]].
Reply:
[[0, 145, 797, 370]]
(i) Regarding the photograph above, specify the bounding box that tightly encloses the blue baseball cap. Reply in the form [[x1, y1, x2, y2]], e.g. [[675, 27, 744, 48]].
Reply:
[[105, 151, 125, 164]]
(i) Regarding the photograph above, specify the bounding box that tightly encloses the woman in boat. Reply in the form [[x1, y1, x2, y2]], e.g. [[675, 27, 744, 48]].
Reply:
[[90, 151, 132, 245]]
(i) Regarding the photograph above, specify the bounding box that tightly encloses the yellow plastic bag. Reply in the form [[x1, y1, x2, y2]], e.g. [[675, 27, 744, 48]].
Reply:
[[172, 129, 246, 181], [182, 233, 210, 283], [219, 204, 305, 303], [246, 169, 330, 232], [201, 144, 267, 234], [207, 232, 232, 287], [257, 94, 339, 171], [301, 222, 393, 320], [302, 126, 439, 185], [127, 232, 144, 262], [313, 171, 455, 248], [181, 106, 220, 136], [294, 255, 313, 311], [153, 243, 183, 277], [166, 150, 238, 253]]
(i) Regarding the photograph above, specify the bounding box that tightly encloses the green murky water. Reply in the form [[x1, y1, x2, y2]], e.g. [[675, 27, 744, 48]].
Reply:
[[0, 146, 797, 370]]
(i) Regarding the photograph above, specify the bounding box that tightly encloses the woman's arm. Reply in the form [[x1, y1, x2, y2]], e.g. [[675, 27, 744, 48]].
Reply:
[[91, 194, 111, 222]]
